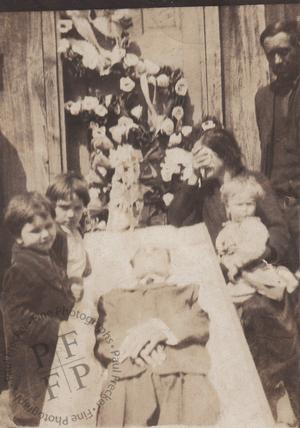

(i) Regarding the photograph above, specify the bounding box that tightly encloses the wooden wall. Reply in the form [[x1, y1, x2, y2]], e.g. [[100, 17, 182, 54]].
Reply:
[[0, 11, 63, 214]]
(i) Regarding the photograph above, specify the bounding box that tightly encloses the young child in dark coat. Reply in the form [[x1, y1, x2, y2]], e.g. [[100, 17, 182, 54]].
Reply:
[[1, 192, 75, 426], [94, 246, 220, 427]]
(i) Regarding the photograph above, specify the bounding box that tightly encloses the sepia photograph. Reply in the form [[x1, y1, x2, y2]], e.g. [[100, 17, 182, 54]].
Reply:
[[0, 1, 300, 427]]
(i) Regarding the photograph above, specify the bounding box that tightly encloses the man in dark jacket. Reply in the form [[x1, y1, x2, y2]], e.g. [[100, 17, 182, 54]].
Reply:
[[256, 20, 300, 271]]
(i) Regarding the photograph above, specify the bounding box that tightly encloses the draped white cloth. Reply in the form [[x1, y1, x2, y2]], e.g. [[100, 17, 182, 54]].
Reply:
[[42, 223, 274, 427]]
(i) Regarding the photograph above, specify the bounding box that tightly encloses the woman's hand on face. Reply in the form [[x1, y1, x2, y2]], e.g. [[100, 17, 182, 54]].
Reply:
[[191, 144, 212, 174]]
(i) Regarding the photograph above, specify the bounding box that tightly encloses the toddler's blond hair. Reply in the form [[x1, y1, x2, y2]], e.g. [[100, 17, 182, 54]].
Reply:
[[220, 174, 265, 205]]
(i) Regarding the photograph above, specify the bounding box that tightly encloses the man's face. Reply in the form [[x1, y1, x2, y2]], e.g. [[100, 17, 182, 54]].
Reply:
[[263, 32, 300, 81]]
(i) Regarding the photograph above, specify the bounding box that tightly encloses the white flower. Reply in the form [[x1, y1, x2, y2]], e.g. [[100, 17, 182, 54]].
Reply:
[[109, 125, 125, 144], [165, 148, 192, 166], [160, 160, 181, 182], [175, 78, 188, 96], [201, 120, 216, 131], [160, 164, 173, 182], [181, 165, 194, 182], [131, 105, 143, 121], [81, 96, 99, 111], [163, 193, 174, 206], [120, 77, 135, 92], [160, 118, 174, 136], [98, 166, 107, 177], [90, 122, 106, 134], [156, 74, 170, 88], [93, 134, 114, 151], [135, 60, 147, 75], [124, 53, 139, 67], [172, 106, 184, 121], [147, 76, 156, 86], [168, 133, 182, 147], [72, 42, 99, 70], [144, 59, 160, 75], [93, 151, 111, 169], [110, 46, 126, 65], [89, 187, 100, 200], [82, 53, 99, 70], [95, 104, 108, 117], [71, 40, 93, 57], [182, 126, 193, 137], [58, 19, 73, 33], [65, 101, 81, 115], [118, 116, 134, 127], [57, 38, 70, 54], [109, 145, 140, 168], [85, 170, 103, 185]]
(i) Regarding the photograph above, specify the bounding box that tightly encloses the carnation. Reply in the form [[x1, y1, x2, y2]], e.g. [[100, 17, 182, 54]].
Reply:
[[65, 100, 81, 115], [182, 126, 193, 137], [120, 77, 135, 92], [95, 104, 108, 117], [109, 125, 125, 144], [156, 74, 170, 88], [175, 78, 188, 96], [58, 19, 73, 34], [124, 53, 139, 67], [81, 96, 99, 111], [160, 162, 180, 182], [168, 133, 182, 147], [160, 118, 174, 136], [118, 116, 135, 128]]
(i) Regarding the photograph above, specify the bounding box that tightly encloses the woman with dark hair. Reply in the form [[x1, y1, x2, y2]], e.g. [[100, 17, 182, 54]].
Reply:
[[168, 123, 300, 422], [169, 125, 288, 264]]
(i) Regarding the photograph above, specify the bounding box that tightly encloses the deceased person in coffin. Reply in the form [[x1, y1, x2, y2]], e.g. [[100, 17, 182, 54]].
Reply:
[[94, 245, 220, 427]]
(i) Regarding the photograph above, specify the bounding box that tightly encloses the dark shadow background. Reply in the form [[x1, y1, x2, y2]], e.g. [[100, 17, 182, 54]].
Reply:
[[0, 130, 27, 391]]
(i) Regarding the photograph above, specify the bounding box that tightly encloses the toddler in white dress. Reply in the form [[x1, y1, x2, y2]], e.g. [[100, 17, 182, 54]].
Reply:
[[216, 173, 298, 303]]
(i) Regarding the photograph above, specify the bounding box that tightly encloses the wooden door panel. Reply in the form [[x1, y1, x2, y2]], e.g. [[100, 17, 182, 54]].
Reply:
[[220, 5, 269, 170]]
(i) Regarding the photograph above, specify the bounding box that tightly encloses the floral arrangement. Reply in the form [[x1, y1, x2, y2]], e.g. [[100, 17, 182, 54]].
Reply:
[[58, 9, 203, 229]]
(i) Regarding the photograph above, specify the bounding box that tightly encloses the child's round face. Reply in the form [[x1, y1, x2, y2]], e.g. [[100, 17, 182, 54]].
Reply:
[[18, 214, 56, 252], [227, 194, 256, 222], [133, 248, 170, 282], [55, 194, 84, 231]]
